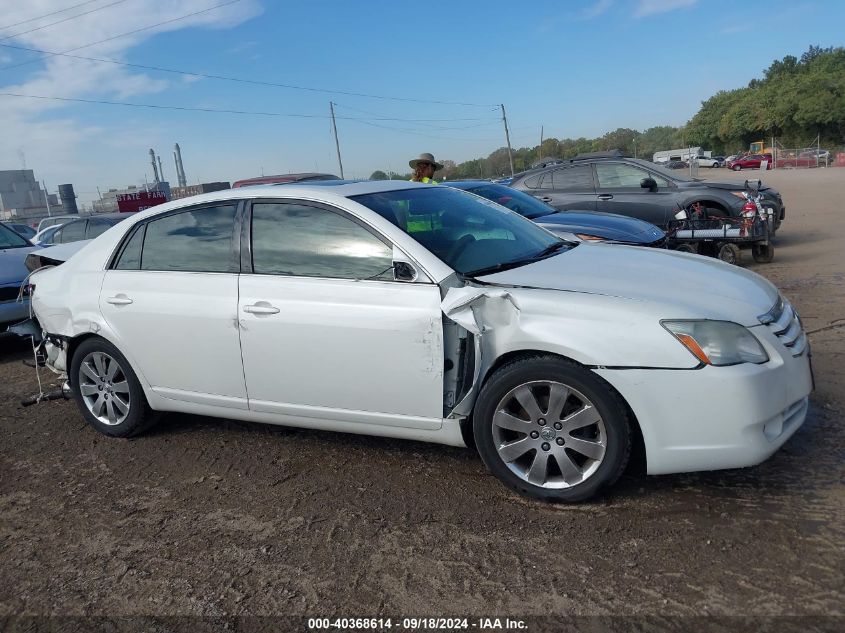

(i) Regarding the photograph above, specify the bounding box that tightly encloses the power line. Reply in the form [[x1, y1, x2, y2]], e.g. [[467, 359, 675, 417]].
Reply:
[[0, 0, 245, 73], [0, 0, 104, 30], [0, 91, 500, 124], [1, 0, 132, 43], [0, 40, 498, 108]]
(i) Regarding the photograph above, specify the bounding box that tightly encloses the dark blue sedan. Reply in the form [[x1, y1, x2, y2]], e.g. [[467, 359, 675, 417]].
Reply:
[[0, 222, 37, 329], [446, 181, 666, 246]]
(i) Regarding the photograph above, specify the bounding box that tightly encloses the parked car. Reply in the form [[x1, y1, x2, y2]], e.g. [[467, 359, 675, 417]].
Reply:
[[25, 181, 812, 502], [7, 223, 37, 240], [0, 222, 36, 330], [712, 155, 727, 167], [447, 180, 666, 246], [31, 224, 66, 247], [727, 154, 773, 170], [37, 214, 84, 233], [664, 160, 689, 170], [33, 213, 135, 247], [232, 173, 340, 188], [509, 153, 786, 231], [695, 156, 721, 168], [800, 149, 831, 166]]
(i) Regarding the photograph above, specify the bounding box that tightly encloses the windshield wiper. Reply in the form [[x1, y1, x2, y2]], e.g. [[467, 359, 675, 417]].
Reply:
[[464, 241, 570, 277]]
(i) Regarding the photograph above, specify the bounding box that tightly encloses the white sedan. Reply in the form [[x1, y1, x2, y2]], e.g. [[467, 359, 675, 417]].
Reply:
[[27, 181, 813, 502]]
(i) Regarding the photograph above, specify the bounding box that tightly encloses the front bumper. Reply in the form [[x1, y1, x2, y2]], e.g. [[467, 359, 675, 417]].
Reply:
[[594, 326, 813, 475]]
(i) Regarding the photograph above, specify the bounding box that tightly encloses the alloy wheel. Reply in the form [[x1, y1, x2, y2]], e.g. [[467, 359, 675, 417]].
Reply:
[[491, 381, 606, 489], [78, 351, 131, 426]]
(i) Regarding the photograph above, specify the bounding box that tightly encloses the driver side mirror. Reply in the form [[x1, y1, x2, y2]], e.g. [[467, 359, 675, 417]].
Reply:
[[393, 261, 417, 282], [641, 177, 658, 192]]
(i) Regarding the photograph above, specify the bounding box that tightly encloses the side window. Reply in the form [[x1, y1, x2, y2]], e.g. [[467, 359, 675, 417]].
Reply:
[[87, 219, 112, 239], [596, 163, 653, 188], [550, 165, 594, 191], [251, 202, 394, 280], [56, 220, 87, 244], [140, 204, 238, 273], [523, 174, 543, 189], [114, 225, 145, 270]]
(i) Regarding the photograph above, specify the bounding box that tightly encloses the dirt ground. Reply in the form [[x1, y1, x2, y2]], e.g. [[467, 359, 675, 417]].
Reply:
[[1, 167, 843, 625]]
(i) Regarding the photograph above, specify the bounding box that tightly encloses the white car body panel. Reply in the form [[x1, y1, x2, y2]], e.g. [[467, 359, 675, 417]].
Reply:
[[28, 181, 813, 475], [238, 273, 444, 426], [100, 270, 248, 409]]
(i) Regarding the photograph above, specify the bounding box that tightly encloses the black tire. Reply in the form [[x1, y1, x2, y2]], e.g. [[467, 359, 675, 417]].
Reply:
[[752, 243, 775, 263], [473, 355, 631, 503], [674, 243, 698, 254], [717, 243, 741, 265], [70, 337, 157, 438]]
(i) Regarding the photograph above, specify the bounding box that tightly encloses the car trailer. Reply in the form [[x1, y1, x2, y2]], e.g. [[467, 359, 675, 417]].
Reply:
[[667, 181, 775, 265]]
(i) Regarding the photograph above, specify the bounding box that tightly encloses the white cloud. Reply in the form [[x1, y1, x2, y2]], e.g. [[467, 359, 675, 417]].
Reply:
[[0, 0, 262, 204], [582, 0, 614, 20], [634, 0, 698, 18]]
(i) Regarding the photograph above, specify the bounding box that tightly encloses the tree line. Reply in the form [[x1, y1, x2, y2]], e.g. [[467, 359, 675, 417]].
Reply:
[[370, 46, 844, 181]]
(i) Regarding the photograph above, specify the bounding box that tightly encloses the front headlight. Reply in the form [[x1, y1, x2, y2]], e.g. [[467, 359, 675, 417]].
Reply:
[[662, 320, 769, 366]]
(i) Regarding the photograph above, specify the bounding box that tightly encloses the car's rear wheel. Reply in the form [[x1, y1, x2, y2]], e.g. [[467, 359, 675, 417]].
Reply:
[[473, 356, 631, 502], [71, 337, 157, 437], [717, 243, 741, 265]]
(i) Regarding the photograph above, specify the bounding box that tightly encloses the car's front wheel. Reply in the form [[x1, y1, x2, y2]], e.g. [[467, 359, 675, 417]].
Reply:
[[473, 356, 631, 502], [70, 337, 157, 437], [733, 164, 742, 171]]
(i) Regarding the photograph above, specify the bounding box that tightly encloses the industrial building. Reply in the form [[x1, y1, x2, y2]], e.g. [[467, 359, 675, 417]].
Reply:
[[0, 170, 59, 220]]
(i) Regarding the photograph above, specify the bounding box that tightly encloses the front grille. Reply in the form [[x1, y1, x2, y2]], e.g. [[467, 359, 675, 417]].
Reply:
[[758, 296, 808, 357]]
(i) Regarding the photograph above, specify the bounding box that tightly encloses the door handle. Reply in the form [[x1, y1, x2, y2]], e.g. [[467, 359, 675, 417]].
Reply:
[[243, 302, 280, 315], [105, 295, 133, 305], [538, 196, 553, 203], [597, 194, 614, 201]]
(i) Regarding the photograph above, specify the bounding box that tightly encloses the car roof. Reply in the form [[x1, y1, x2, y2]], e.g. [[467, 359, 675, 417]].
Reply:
[[443, 180, 497, 189], [127, 180, 435, 221]]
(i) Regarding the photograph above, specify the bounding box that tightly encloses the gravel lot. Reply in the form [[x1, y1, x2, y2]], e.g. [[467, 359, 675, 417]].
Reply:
[[1, 168, 843, 625]]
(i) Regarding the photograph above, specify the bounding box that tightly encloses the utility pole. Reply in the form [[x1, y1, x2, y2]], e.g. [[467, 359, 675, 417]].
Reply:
[[539, 125, 544, 160], [43, 181, 51, 216], [501, 104, 514, 178], [330, 101, 344, 179]]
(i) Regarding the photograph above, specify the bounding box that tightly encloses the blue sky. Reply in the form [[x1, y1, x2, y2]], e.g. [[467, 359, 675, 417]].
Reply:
[[0, 0, 842, 205]]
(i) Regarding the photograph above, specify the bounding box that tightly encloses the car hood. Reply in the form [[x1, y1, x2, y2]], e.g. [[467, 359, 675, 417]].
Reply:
[[0, 246, 37, 285], [537, 212, 665, 244], [477, 243, 778, 326]]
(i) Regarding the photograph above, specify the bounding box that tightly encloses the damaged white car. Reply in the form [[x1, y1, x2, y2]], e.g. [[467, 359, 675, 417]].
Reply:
[[25, 181, 813, 502]]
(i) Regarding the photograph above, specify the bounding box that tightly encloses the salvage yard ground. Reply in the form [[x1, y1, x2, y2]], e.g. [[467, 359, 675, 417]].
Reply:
[[0, 168, 843, 618]]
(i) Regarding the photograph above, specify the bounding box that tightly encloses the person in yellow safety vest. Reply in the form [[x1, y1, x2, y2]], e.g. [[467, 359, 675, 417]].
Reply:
[[409, 152, 443, 184]]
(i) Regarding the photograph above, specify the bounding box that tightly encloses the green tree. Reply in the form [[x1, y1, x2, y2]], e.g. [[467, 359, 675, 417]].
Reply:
[[370, 170, 388, 180]]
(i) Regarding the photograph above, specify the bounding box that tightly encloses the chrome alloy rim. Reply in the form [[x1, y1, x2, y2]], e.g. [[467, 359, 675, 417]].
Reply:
[[78, 351, 131, 426], [492, 381, 606, 489]]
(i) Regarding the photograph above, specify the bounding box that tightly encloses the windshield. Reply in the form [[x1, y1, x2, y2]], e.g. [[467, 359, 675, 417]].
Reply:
[[350, 187, 567, 276], [465, 183, 555, 220], [0, 222, 31, 248]]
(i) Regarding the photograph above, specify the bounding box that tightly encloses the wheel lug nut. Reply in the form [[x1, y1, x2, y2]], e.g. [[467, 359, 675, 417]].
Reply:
[[530, 431, 539, 439], [538, 418, 546, 426], [556, 437, 565, 446], [554, 422, 562, 430], [541, 442, 550, 451]]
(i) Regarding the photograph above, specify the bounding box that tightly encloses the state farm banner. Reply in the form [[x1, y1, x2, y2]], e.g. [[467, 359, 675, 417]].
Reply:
[[116, 190, 168, 212]]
